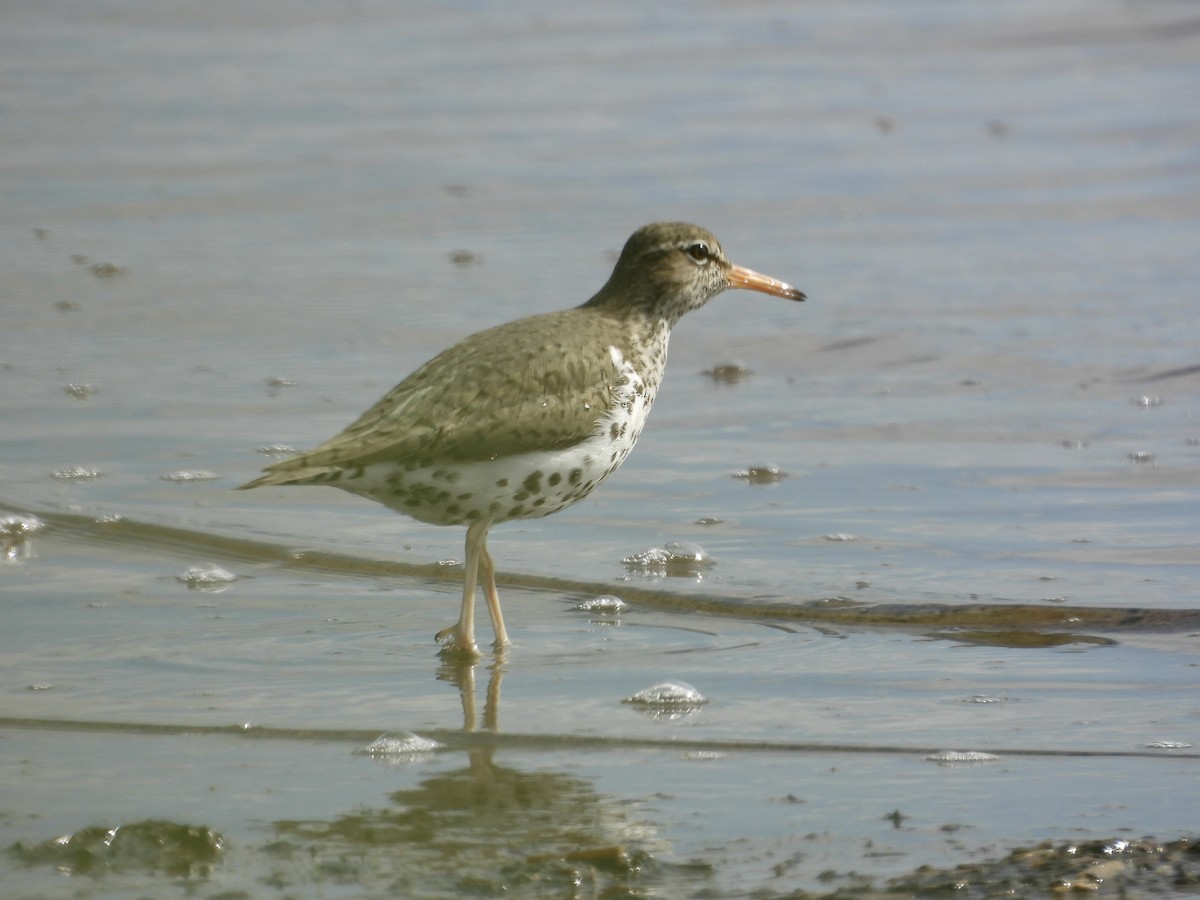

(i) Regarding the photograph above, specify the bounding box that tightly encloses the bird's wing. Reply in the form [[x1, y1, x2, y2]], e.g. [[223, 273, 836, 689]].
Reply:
[[244, 308, 628, 487]]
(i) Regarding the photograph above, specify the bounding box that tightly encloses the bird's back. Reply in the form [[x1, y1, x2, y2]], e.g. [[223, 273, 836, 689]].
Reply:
[[238, 304, 642, 491]]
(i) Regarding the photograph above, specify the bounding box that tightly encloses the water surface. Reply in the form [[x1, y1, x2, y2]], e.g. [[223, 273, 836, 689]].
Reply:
[[2, 1, 1198, 896]]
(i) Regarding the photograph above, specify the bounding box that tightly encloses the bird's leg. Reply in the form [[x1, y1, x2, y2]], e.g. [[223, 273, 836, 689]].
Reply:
[[436, 518, 489, 657], [476, 532, 510, 651]]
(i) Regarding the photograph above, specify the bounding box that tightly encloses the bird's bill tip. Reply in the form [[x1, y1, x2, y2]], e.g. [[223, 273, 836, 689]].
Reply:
[[727, 264, 806, 301]]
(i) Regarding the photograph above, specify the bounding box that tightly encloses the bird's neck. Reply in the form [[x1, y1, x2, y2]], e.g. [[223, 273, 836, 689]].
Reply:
[[582, 274, 698, 331], [617, 316, 672, 398]]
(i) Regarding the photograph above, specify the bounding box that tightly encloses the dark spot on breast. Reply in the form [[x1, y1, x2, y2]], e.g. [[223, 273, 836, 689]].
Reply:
[[522, 470, 543, 493], [568, 468, 583, 485], [495, 478, 509, 488], [548, 472, 562, 486]]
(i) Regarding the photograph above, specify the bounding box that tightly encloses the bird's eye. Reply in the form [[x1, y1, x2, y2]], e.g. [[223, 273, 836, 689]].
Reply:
[[684, 242, 711, 264]]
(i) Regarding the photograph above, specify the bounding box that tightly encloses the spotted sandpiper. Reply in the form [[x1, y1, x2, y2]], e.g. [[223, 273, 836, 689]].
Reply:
[[239, 222, 805, 656]]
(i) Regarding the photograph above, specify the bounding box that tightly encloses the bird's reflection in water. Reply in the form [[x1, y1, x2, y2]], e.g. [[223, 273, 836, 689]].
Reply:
[[437, 653, 503, 736], [268, 657, 709, 896]]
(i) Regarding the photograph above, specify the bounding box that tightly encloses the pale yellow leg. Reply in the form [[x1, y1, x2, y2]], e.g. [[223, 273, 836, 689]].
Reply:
[[477, 536, 510, 651], [435, 518, 491, 657]]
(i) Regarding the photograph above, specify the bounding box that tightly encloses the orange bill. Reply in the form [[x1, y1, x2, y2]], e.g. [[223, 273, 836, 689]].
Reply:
[[727, 264, 806, 301]]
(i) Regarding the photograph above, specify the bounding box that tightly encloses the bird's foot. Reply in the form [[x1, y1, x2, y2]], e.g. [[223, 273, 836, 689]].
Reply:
[[435, 624, 481, 658]]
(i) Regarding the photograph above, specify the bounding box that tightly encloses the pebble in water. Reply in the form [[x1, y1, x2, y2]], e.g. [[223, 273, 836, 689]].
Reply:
[[890, 835, 1200, 896], [622, 540, 713, 578], [986, 118, 1010, 138], [731, 464, 787, 484], [88, 262, 125, 277], [10, 819, 223, 877], [702, 362, 751, 384]]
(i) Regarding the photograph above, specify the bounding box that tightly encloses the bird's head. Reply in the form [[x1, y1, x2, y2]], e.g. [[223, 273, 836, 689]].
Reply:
[[591, 222, 805, 324]]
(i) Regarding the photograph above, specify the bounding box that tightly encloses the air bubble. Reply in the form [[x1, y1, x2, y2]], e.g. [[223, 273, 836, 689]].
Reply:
[[2, 514, 45, 562], [358, 732, 443, 761], [52, 466, 101, 481], [924, 750, 999, 765], [624, 681, 708, 709], [256, 443, 295, 457], [622, 540, 712, 577], [63, 382, 98, 399], [160, 469, 221, 482], [573, 595, 628, 614], [178, 564, 237, 591]]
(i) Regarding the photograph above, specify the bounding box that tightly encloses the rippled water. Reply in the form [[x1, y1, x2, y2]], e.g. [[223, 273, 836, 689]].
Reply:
[[3, 1, 1199, 896]]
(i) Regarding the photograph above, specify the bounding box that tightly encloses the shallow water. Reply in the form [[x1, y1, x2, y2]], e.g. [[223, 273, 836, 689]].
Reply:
[[3, 0, 1199, 896]]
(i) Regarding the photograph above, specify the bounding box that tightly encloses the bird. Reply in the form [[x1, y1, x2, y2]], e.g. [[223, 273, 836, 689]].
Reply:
[[238, 222, 805, 656]]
